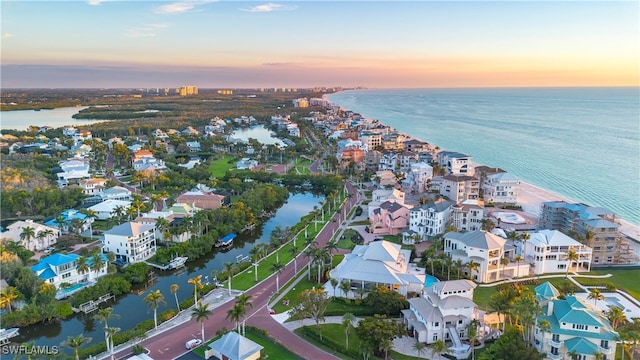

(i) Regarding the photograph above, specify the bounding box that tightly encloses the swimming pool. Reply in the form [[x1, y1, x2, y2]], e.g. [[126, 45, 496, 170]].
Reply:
[[424, 275, 440, 288], [55, 282, 87, 300]]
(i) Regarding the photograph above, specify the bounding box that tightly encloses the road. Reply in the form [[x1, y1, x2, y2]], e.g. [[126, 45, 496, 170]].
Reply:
[[109, 182, 358, 360]]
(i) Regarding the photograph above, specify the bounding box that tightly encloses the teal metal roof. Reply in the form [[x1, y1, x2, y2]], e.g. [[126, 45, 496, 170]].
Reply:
[[564, 337, 599, 355], [535, 282, 560, 300]]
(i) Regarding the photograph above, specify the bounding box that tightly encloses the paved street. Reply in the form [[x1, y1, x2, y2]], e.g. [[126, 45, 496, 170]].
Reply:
[[103, 182, 358, 360]]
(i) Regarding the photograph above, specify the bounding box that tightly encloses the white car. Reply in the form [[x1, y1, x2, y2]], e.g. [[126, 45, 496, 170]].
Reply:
[[185, 339, 202, 349]]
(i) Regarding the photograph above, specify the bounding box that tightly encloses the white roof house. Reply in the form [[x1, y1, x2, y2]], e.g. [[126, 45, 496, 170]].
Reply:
[[204, 331, 263, 360], [1, 219, 60, 251], [445, 230, 528, 283], [402, 279, 478, 358], [103, 222, 156, 264], [524, 229, 592, 275], [88, 199, 132, 220], [329, 240, 425, 298]]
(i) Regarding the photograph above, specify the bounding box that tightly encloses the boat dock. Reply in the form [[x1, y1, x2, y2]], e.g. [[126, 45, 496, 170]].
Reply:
[[73, 293, 115, 313], [0, 328, 20, 345]]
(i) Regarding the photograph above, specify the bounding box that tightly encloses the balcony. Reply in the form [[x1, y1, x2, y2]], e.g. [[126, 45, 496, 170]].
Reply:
[[600, 346, 614, 354], [547, 352, 563, 360], [548, 339, 563, 348]]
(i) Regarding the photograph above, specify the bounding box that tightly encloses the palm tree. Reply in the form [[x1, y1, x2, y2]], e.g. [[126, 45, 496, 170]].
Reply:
[[0, 286, 19, 313], [80, 208, 98, 241], [91, 253, 106, 276], [188, 275, 204, 305], [588, 288, 605, 306], [289, 245, 299, 273], [412, 340, 427, 358], [236, 293, 253, 335], [226, 303, 243, 332], [155, 217, 171, 243], [520, 232, 530, 261], [94, 307, 120, 357], [270, 261, 285, 291], [19, 226, 36, 250], [467, 319, 479, 360], [105, 326, 120, 360], [537, 319, 551, 352], [454, 259, 464, 279], [500, 257, 509, 279], [467, 259, 479, 280], [224, 262, 236, 295], [565, 248, 579, 278], [343, 313, 356, 350], [36, 230, 49, 251], [113, 205, 126, 224], [144, 289, 166, 329], [330, 277, 339, 299], [191, 301, 213, 343], [606, 306, 627, 330], [171, 284, 180, 311], [325, 239, 339, 268], [429, 339, 448, 360], [339, 279, 351, 298], [77, 256, 90, 280], [515, 255, 523, 277], [63, 334, 92, 360], [54, 215, 67, 233]]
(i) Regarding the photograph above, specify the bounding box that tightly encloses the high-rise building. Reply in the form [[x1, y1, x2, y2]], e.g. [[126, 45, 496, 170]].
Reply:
[[179, 86, 198, 96]]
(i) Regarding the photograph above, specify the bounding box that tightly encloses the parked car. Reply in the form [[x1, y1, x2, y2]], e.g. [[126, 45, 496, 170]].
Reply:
[[44, 247, 54, 254], [185, 339, 202, 349]]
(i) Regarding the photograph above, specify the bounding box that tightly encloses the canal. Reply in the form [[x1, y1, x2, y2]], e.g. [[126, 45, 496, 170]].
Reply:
[[14, 192, 323, 353]]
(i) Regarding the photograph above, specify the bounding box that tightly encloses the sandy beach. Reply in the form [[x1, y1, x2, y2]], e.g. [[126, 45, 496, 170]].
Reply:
[[323, 94, 640, 244], [516, 180, 640, 242]]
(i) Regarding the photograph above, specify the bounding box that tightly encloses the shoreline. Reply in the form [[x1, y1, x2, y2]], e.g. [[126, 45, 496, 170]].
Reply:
[[323, 92, 640, 242]]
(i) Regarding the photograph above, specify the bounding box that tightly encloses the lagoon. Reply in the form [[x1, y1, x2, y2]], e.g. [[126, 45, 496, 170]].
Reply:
[[0, 107, 111, 131], [14, 192, 323, 355], [230, 126, 286, 147]]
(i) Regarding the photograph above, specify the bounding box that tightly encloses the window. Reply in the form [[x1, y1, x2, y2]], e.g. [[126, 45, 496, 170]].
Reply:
[[552, 334, 560, 342], [432, 334, 438, 341], [433, 322, 439, 327], [572, 324, 588, 330], [601, 340, 609, 349], [550, 346, 559, 355]]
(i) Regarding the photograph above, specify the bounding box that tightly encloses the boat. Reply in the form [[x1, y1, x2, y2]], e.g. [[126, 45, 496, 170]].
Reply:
[[216, 233, 236, 247], [166, 256, 188, 270]]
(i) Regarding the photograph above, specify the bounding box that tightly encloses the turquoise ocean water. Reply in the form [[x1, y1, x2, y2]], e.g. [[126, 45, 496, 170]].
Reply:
[[327, 87, 640, 226]]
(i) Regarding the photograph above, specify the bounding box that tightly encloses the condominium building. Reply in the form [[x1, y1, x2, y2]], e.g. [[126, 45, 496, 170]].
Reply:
[[539, 201, 636, 264], [482, 172, 520, 204], [440, 175, 480, 204]]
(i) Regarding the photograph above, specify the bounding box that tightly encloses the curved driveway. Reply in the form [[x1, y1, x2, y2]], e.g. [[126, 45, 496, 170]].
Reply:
[[111, 182, 358, 360]]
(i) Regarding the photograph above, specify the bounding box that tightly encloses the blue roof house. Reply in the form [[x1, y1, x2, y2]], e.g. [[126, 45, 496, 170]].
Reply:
[[533, 282, 618, 360], [44, 209, 93, 234], [31, 253, 109, 297]]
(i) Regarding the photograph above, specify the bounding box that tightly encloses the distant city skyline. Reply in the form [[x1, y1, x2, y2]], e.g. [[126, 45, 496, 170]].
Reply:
[[2, 1, 638, 88]]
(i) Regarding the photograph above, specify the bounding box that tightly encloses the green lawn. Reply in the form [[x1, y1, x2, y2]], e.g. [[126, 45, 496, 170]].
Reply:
[[245, 330, 302, 359], [473, 271, 632, 311], [294, 157, 313, 166], [209, 155, 235, 178], [573, 268, 640, 300]]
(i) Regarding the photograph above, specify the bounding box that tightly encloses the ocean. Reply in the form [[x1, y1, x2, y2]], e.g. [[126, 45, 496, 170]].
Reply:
[[327, 87, 640, 226]]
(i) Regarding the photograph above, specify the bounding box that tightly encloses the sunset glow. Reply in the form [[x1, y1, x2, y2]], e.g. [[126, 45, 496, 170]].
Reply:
[[1, 1, 638, 88]]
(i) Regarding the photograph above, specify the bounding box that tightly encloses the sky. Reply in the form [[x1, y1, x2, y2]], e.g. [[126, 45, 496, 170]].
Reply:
[[1, 0, 639, 88]]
